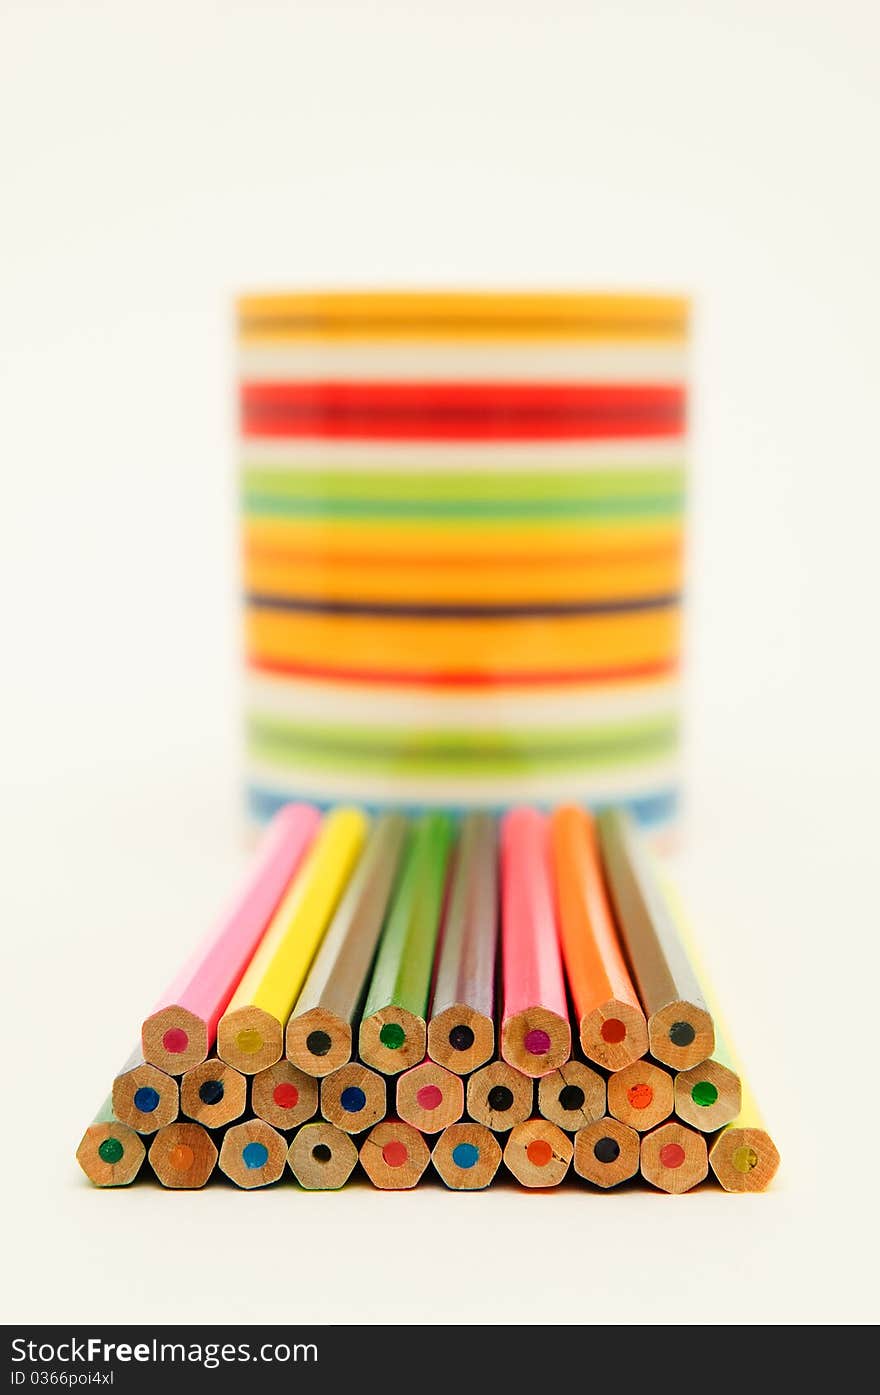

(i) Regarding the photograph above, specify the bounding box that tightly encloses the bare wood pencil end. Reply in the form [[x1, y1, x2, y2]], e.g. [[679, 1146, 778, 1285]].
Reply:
[[648, 1000, 714, 1071], [432, 1123, 502, 1190], [580, 998, 649, 1072], [219, 1119, 287, 1189], [573, 1118, 640, 1188], [709, 1126, 780, 1193], [501, 1007, 571, 1078], [674, 1059, 742, 1132], [286, 1006, 353, 1077], [503, 1118, 573, 1188], [427, 1003, 494, 1075], [149, 1122, 218, 1189], [76, 1121, 145, 1188], [216, 1005, 283, 1075], [287, 1122, 359, 1190], [640, 1121, 708, 1194], [142, 1006, 208, 1076], [358, 1006, 426, 1075], [112, 1062, 179, 1134]]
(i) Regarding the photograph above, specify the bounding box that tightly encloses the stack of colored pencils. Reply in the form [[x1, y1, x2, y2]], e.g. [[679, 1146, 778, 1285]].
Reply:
[[77, 803, 779, 1194]]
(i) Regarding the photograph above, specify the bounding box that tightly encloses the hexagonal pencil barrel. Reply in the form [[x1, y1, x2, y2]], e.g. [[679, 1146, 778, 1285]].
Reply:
[[359, 814, 454, 1075], [499, 808, 571, 1077], [142, 803, 320, 1074], [217, 807, 368, 1074], [427, 812, 498, 1075], [597, 808, 714, 1070], [286, 813, 407, 1077]]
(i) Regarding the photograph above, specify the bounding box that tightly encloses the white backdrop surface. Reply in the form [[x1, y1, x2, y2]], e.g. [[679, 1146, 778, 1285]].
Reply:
[[1, 0, 878, 1324]]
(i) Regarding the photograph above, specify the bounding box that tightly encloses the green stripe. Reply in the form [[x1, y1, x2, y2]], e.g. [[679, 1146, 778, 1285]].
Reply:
[[242, 493, 684, 522], [362, 813, 454, 1019], [242, 465, 685, 503], [246, 714, 679, 778]]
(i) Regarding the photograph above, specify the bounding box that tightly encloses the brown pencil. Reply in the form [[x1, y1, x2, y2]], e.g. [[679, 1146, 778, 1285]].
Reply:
[[466, 1060, 534, 1132], [286, 813, 407, 1076], [431, 1123, 502, 1190], [359, 1119, 431, 1190], [537, 1060, 605, 1133], [640, 1120, 708, 1194], [251, 1059, 319, 1130], [76, 1099, 146, 1187], [148, 1121, 218, 1188], [597, 808, 714, 1069], [287, 1122, 359, 1190], [427, 812, 498, 1075], [607, 1058, 674, 1132], [320, 1062, 386, 1135], [179, 1057, 247, 1129], [503, 1118, 573, 1188], [111, 1047, 179, 1134], [218, 1119, 288, 1188], [396, 1060, 464, 1134], [573, 1117, 641, 1189]]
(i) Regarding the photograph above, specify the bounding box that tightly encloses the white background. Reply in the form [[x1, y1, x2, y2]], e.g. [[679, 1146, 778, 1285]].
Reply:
[[1, 0, 878, 1325]]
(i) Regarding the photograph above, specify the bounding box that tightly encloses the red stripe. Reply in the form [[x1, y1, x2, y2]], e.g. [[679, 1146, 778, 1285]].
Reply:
[[247, 656, 679, 688], [240, 381, 686, 441]]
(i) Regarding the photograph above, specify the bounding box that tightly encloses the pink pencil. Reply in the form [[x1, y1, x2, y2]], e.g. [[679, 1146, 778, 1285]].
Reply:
[[141, 803, 320, 1074], [500, 807, 572, 1077]]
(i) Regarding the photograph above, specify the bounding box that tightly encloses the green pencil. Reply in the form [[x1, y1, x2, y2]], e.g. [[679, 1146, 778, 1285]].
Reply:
[[358, 813, 455, 1074], [76, 1097, 146, 1187]]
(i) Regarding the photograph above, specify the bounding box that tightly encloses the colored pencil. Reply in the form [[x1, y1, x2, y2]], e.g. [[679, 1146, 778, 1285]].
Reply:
[[537, 1060, 605, 1133], [607, 1058, 674, 1132], [640, 1121, 708, 1194], [251, 1059, 319, 1130], [432, 1123, 502, 1190], [550, 805, 648, 1069], [148, 1122, 218, 1188], [427, 812, 498, 1075], [656, 876, 779, 1189], [396, 1060, 464, 1134], [499, 808, 571, 1077], [358, 813, 454, 1074], [466, 1060, 534, 1132], [111, 1048, 179, 1134], [503, 1118, 573, 1188], [359, 1119, 431, 1190], [320, 1062, 386, 1136], [573, 1118, 641, 1189], [179, 1057, 247, 1129], [76, 1099, 146, 1187], [286, 1122, 359, 1190], [218, 806, 368, 1073], [286, 813, 407, 1076], [218, 1119, 288, 1188], [597, 808, 714, 1068], [674, 1056, 742, 1134], [142, 803, 320, 1074]]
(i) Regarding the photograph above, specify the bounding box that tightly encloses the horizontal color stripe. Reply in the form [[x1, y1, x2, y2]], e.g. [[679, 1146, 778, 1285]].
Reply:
[[244, 591, 681, 619], [247, 656, 679, 689], [243, 516, 682, 561], [243, 493, 683, 522], [245, 672, 681, 728], [242, 553, 683, 606], [247, 783, 679, 830], [246, 716, 678, 778], [246, 608, 680, 676], [237, 291, 689, 343], [240, 436, 689, 469], [244, 755, 679, 807], [241, 382, 686, 441], [241, 465, 684, 502], [238, 343, 688, 382]]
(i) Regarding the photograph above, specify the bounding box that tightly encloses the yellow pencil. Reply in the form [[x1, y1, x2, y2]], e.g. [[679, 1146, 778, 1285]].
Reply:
[[659, 875, 780, 1193], [217, 807, 368, 1073]]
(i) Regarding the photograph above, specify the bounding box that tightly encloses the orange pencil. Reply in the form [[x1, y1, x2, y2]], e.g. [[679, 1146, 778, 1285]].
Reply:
[[550, 805, 648, 1070]]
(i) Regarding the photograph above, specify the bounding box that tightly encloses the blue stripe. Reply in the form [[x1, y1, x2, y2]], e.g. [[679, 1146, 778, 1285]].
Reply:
[[245, 784, 679, 830], [245, 591, 681, 620]]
